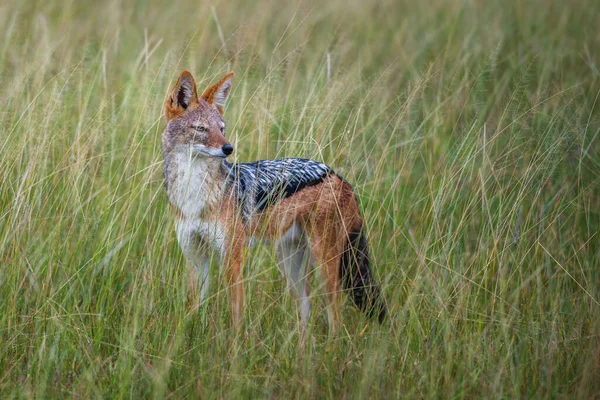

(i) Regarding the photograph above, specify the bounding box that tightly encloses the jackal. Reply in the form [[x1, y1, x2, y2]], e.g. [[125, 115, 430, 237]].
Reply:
[[162, 70, 386, 334]]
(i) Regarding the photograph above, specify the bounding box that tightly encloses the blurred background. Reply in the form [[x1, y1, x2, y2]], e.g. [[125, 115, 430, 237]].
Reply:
[[0, 0, 599, 397]]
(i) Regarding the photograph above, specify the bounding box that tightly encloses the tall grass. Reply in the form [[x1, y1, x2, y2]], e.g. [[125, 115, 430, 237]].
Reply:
[[1, 0, 599, 397]]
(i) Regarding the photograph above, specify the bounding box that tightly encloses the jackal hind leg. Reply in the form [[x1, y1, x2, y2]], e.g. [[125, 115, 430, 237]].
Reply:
[[308, 230, 344, 336], [276, 232, 312, 331]]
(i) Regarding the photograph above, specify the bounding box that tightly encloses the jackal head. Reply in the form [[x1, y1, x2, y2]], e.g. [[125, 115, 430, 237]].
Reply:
[[163, 71, 234, 158]]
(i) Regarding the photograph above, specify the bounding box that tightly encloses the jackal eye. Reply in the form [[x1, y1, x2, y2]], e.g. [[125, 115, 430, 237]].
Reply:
[[193, 125, 206, 133], [220, 126, 225, 134]]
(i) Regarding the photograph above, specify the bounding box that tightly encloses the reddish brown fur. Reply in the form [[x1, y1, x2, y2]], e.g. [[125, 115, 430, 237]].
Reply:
[[219, 175, 362, 333], [201, 72, 234, 115], [164, 71, 199, 121], [215, 196, 246, 329]]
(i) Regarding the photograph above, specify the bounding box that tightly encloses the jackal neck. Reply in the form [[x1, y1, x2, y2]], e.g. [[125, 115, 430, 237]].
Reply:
[[163, 150, 228, 219]]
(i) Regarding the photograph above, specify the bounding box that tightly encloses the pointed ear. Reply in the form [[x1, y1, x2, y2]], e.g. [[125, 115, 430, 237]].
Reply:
[[200, 72, 234, 115], [164, 71, 199, 121]]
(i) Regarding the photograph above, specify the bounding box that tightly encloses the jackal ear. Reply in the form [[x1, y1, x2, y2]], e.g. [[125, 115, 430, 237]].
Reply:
[[164, 71, 199, 121], [200, 72, 233, 115]]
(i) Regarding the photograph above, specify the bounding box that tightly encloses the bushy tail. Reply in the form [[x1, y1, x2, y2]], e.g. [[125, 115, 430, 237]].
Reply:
[[340, 224, 387, 323]]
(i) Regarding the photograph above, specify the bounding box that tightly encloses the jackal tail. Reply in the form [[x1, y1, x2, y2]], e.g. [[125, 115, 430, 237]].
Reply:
[[340, 223, 387, 323]]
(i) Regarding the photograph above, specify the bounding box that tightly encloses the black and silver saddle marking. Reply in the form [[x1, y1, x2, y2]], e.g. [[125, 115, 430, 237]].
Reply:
[[226, 158, 333, 222]]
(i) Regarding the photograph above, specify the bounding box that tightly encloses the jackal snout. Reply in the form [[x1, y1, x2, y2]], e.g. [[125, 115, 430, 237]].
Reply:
[[222, 143, 234, 156]]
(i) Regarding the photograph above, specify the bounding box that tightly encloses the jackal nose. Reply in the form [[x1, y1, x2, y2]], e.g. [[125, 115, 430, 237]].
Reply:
[[222, 144, 234, 156]]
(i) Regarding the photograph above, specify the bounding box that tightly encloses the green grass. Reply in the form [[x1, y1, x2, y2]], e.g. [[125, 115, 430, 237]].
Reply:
[[1, 0, 599, 397]]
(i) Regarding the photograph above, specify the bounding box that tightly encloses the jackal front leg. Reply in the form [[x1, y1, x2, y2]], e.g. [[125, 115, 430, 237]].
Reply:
[[176, 223, 211, 306], [223, 227, 245, 332]]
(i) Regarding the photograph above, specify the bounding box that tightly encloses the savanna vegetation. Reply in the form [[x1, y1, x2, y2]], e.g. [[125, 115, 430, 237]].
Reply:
[[0, 0, 599, 397]]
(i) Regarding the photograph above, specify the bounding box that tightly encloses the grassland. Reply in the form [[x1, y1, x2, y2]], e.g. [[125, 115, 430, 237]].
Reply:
[[1, 0, 599, 397]]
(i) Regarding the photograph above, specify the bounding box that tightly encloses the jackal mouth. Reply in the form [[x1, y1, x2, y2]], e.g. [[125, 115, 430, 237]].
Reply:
[[191, 145, 229, 158]]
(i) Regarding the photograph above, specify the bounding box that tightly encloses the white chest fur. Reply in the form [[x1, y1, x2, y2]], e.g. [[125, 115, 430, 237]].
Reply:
[[165, 151, 223, 219], [165, 150, 227, 254]]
